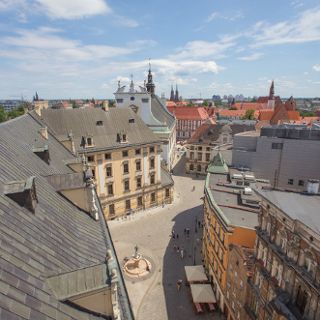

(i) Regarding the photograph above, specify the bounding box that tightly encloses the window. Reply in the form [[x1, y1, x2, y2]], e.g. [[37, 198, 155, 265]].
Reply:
[[206, 147, 210, 151], [124, 180, 130, 192], [189, 164, 194, 171], [125, 200, 131, 210], [105, 153, 111, 160], [107, 184, 113, 196], [142, 98, 149, 103], [150, 174, 155, 185], [150, 146, 155, 153], [205, 153, 210, 162], [190, 152, 194, 160], [136, 177, 142, 189], [136, 160, 141, 171], [165, 188, 170, 198], [198, 146, 202, 151], [197, 153, 202, 161], [150, 158, 155, 169], [96, 120, 103, 126], [123, 163, 129, 174], [122, 134, 127, 142], [91, 169, 95, 179], [288, 179, 294, 185], [109, 204, 115, 215], [298, 180, 304, 186], [87, 137, 93, 146], [272, 142, 283, 149], [135, 148, 141, 155], [197, 164, 201, 172], [122, 150, 128, 157], [151, 192, 156, 203], [87, 155, 94, 162], [130, 96, 135, 101], [137, 196, 143, 207], [116, 98, 123, 103], [106, 165, 112, 177]]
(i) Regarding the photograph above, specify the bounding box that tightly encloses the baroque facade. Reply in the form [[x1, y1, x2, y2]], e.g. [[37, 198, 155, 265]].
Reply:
[[245, 187, 320, 320], [32, 106, 174, 220], [114, 66, 176, 170]]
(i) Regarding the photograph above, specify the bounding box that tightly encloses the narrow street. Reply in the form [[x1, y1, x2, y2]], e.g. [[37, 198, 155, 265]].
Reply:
[[109, 155, 224, 320]]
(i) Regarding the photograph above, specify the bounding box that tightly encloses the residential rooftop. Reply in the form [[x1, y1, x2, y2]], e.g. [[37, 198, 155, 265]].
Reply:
[[255, 188, 320, 235]]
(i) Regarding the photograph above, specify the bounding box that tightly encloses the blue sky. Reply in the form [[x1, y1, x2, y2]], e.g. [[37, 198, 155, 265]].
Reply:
[[0, 0, 319, 99]]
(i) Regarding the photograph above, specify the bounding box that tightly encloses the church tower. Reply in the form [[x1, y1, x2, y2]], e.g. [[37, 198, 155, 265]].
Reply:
[[146, 62, 155, 95], [174, 84, 179, 102], [170, 85, 175, 101], [269, 80, 274, 100]]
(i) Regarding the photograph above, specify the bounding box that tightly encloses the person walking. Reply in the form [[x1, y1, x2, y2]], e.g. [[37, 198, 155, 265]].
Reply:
[[177, 279, 183, 291]]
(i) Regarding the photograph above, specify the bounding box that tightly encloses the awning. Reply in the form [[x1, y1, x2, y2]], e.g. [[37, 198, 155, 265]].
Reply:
[[185, 265, 208, 283], [190, 284, 216, 303]]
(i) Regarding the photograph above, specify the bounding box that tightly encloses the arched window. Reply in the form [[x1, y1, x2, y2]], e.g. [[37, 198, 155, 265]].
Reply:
[[197, 164, 201, 172], [189, 164, 194, 171]]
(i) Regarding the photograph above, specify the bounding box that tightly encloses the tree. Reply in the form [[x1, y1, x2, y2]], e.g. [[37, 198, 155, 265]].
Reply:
[[242, 109, 255, 120], [0, 106, 7, 123], [202, 100, 208, 107]]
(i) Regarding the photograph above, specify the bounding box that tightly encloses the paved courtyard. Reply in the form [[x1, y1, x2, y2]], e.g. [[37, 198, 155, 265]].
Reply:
[[109, 155, 225, 320]]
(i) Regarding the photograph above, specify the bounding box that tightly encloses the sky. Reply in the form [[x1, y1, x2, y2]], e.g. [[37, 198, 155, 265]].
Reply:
[[0, 0, 320, 100]]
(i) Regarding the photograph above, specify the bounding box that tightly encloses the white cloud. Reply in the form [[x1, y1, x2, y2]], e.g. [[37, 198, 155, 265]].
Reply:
[[206, 11, 243, 23], [313, 64, 320, 72], [206, 12, 219, 22], [0, 0, 25, 11], [171, 35, 239, 60], [35, 0, 111, 19], [238, 52, 264, 61], [113, 15, 139, 28], [250, 7, 320, 46]]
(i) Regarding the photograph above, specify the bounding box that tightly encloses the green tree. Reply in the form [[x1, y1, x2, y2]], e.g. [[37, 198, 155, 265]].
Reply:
[[0, 106, 7, 122], [202, 100, 208, 107], [242, 109, 255, 120]]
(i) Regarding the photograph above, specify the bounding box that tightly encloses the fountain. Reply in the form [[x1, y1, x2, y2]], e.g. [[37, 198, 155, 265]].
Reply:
[[123, 245, 152, 280]]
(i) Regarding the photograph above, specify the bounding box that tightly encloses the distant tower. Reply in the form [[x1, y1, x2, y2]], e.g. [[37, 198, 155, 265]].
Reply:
[[267, 80, 275, 109], [146, 61, 155, 94], [170, 85, 175, 101], [174, 84, 179, 102], [129, 74, 135, 93], [33, 92, 39, 101], [269, 80, 274, 100]]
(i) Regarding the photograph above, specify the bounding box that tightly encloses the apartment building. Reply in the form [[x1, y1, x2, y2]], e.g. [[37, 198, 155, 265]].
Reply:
[[245, 184, 320, 320], [186, 121, 255, 175], [32, 107, 173, 220], [202, 152, 266, 315], [232, 125, 320, 191]]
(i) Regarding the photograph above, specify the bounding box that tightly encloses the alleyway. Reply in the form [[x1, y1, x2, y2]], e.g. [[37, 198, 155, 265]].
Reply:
[[109, 155, 225, 320]]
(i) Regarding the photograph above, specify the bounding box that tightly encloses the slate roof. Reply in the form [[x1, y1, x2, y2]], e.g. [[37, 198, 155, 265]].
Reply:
[[151, 95, 175, 130], [33, 107, 161, 153], [0, 114, 129, 319]]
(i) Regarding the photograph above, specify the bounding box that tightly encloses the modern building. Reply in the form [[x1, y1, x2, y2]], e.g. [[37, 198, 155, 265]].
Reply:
[[232, 125, 320, 191], [0, 112, 133, 319], [166, 105, 210, 140], [245, 185, 320, 320], [202, 153, 266, 315], [185, 121, 255, 175], [114, 66, 176, 170], [32, 106, 174, 220], [225, 245, 254, 320]]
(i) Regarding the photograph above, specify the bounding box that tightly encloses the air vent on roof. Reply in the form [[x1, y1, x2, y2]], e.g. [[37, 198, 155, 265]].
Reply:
[[3, 177, 38, 213], [129, 118, 135, 124], [32, 145, 50, 164], [96, 120, 103, 126]]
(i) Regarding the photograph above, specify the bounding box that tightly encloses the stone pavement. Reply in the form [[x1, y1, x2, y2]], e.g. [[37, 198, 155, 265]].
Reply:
[[109, 155, 225, 320]]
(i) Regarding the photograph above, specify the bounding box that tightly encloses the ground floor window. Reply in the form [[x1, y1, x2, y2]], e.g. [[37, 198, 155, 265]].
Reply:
[[125, 199, 131, 211], [151, 192, 156, 203], [109, 204, 115, 215], [137, 196, 143, 207], [165, 188, 170, 198], [197, 164, 201, 172], [189, 164, 194, 171]]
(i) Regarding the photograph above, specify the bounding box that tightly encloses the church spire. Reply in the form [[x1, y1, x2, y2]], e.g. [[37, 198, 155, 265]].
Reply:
[[269, 80, 274, 100], [170, 85, 175, 101], [146, 59, 155, 94], [174, 84, 179, 102]]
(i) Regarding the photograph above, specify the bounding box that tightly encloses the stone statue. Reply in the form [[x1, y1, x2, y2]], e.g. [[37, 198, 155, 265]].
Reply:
[[134, 245, 139, 258]]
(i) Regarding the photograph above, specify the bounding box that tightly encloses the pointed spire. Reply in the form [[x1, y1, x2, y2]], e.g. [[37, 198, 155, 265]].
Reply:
[[170, 85, 175, 101], [129, 74, 134, 93], [269, 80, 274, 100], [146, 60, 155, 94], [174, 84, 179, 102]]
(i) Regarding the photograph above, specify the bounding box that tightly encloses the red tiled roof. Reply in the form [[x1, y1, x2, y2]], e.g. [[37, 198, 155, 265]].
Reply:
[[167, 106, 209, 120], [258, 110, 273, 121], [233, 102, 266, 110]]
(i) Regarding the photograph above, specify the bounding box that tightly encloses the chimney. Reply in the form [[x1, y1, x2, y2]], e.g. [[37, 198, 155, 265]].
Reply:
[[39, 126, 48, 140], [3, 177, 38, 213], [103, 100, 109, 111], [306, 179, 319, 194], [34, 100, 49, 116]]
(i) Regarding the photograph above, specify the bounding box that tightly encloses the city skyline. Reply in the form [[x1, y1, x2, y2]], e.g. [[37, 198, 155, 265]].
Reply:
[[0, 0, 320, 99]]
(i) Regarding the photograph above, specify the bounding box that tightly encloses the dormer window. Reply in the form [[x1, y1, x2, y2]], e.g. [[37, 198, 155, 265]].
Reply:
[[96, 120, 103, 126], [122, 134, 127, 142], [87, 137, 93, 146]]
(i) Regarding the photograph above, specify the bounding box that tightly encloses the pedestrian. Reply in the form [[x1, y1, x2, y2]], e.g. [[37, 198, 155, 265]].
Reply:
[[198, 220, 201, 228], [176, 279, 183, 291], [180, 249, 184, 259], [176, 233, 179, 239], [177, 246, 180, 253], [173, 244, 177, 251]]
